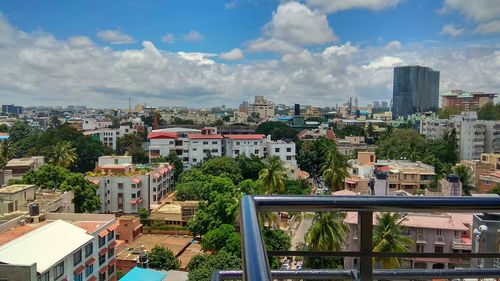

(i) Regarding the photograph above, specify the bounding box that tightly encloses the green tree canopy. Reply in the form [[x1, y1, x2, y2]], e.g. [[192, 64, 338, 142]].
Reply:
[[453, 165, 475, 195], [188, 192, 239, 236], [236, 154, 265, 180], [60, 173, 101, 213], [187, 251, 241, 281], [437, 106, 462, 119], [46, 141, 77, 168], [478, 102, 500, 120], [201, 224, 241, 256], [296, 138, 335, 176], [255, 121, 289, 136], [22, 164, 71, 189], [8, 121, 34, 143], [321, 146, 349, 191], [259, 156, 286, 194], [373, 213, 414, 269], [200, 157, 243, 184], [148, 245, 181, 271]]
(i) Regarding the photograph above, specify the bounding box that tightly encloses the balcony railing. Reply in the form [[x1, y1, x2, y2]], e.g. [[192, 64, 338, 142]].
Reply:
[[211, 195, 500, 281]]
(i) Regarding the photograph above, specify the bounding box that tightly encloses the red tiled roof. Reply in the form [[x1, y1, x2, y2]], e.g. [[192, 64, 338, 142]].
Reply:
[[147, 131, 177, 139], [89, 178, 100, 185], [108, 224, 117, 231], [98, 229, 109, 237], [187, 134, 223, 139], [377, 166, 391, 172], [326, 129, 336, 140], [223, 134, 265, 140], [153, 172, 160, 179]]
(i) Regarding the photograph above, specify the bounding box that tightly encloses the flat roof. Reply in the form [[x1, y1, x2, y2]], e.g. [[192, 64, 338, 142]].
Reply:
[[120, 267, 167, 281], [223, 134, 265, 140], [0, 185, 35, 194], [5, 158, 36, 167], [187, 134, 223, 139], [0, 220, 93, 273]]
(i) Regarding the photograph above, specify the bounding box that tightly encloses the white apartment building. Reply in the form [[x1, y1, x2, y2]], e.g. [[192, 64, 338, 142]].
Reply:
[[83, 125, 137, 150], [88, 156, 173, 214], [187, 134, 223, 165], [222, 134, 266, 158], [420, 118, 449, 140], [262, 136, 297, 166], [0, 213, 117, 281], [248, 96, 275, 119]]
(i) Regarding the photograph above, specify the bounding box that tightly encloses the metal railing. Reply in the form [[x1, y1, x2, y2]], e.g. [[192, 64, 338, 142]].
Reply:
[[212, 195, 500, 281]]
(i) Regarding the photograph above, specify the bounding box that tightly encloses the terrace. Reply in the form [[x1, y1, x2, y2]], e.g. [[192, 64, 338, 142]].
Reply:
[[211, 195, 500, 281]]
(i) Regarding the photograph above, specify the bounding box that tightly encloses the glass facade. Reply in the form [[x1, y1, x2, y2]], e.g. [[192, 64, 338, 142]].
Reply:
[[392, 66, 440, 118]]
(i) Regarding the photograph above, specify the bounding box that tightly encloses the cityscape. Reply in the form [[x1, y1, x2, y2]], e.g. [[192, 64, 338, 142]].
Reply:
[[0, 1, 500, 281]]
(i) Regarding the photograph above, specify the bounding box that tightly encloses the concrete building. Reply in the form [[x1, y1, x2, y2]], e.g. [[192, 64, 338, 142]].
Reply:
[[374, 160, 435, 194], [460, 159, 494, 191], [84, 125, 137, 150], [392, 66, 440, 118], [87, 156, 174, 214], [471, 213, 500, 269], [115, 216, 142, 244], [3, 157, 45, 184], [424, 175, 463, 197], [262, 136, 296, 166], [248, 96, 275, 119], [420, 118, 449, 140], [222, 134, 266, 158], [301, 106, 321, 119], [478, 171, 500, 193], [345, 212, 472, 270], [1, 104, 23, 115], [441, 90, 496, 111], [149, 201, 199, 227], [0, 213, 117, 281]]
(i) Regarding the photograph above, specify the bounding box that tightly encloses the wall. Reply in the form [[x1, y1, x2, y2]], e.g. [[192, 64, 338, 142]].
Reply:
[[0, 263, 37, 281]]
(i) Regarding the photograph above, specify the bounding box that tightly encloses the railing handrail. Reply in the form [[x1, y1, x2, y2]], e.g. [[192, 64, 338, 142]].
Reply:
[[218, 195, 500, 281]]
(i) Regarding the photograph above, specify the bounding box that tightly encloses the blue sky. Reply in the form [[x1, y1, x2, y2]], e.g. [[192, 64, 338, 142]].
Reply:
[[0, 0, 498, 107]]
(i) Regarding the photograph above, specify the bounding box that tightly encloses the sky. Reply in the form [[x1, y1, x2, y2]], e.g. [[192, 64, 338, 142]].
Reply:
[[0, 0, 499, 108]]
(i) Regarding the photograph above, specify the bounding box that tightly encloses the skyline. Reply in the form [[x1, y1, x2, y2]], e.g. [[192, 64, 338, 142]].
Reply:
[[0, 0, 499, 108]]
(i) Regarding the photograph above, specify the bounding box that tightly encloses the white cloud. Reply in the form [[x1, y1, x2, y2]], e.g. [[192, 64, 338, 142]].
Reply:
[[68, 36, 94, 47], [225, 1, 238, 9], [183, 30, 204, 42], [219, 48, 244, 60], [442, 0, 500, 22], [475, 20, 500, 34], [97, 30, 135, 44], [247, 38, 302, 54], [385, 40, 402, 49], [0, 15, 499, 109], [161, 33, 175, 43], [307, 0, 402, 13], [263, 1, 336, 45], [439, 24, 465, 37]]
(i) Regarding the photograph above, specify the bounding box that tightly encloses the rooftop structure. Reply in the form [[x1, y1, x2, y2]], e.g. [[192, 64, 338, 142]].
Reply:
[[3, 156, 44, 183], [441, 90, 496, 111]]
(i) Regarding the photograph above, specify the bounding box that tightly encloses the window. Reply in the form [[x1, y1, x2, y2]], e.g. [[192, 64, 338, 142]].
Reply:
[[212, 141, 217, 144], [435, 246, 443, 253], [74, 273, 83, 281], [85, 264, 94, 277], [193, 158, 197, 163], [99, 236, 106, 247], [153, 195, 157, 201], [254, 149, 259, 154], [416, 245, 424, 253], [254, 142, 258, 145], [117, 183, 123, 188], [192, 148, 197, 151], [234, 150, 240, 155], [436, 229, 442, 235], [108, 247, 115, 258], [108, 230, 114, 241], [286, 147, 291, 152], [286, 156, 292, 160], [275, 148, 280, 153], [236, 142, 240, 145], [73, 249, 82, 266], [99, 272, 106, 281], [203, 141, 208, 145], [54, 261, 64, 279], [108, 264, 115, 275], [211, 149, 218, 153], [85, 242, 93, 257], [99, 253, 106, 266], [38, 272, 49, 281]]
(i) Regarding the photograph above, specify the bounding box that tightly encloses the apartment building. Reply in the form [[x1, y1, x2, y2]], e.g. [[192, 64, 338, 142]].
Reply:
[[441, 90, 496, 111], [0, 213, 117, 281], [83, 125, 137, 150], [87, 156, 173, 214], [478, 171, 500, 193], [420, 118, 449, 140], [424, 175, 463, 196], [262, 137, 296, 166], [248, 96, 275, 119], [344, 152, 376, 194], [375, 160, 435, 194], [345, 212, 472, 270], [3, 156, 44, 184], [460, 159, 494, 191], [222, 134, 266, 158]]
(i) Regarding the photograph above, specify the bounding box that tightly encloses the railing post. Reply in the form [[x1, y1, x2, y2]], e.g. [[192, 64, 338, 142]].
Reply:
[[359, 211, 373, 281], [240, 195, 272, 281]]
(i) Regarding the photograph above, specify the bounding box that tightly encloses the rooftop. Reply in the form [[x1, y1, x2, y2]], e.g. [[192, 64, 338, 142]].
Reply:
[[120, 267, 167, 281], [224, 134, 265, 140], [117, 234, 196, 262], [0, 184, 35, 194], [187, 133, 223, 139], [5, 157, 38, 167], [0, 220, 94, 273]]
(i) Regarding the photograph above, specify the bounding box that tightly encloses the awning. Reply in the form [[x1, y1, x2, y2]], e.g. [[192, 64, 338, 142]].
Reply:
[[107, 224, 117, 231], [129, 199, 138, 204], [73, 265, 84, 275], [109, 276, 117, 281], [161, 167, 168, 174], [108, 258, 117, 266], [99, 247, 109, 256], [131, 178, 141, 184], [99, 229, 109, 237], [99, 265, 108, 274], [108, 241, 117, 248], [85, 257, 96, 266], [136, 198, 144, 204], [89, 179, 100, 185], [98, 229, 109, 237], [153, 172, 160, 179], [87, 277, 97, 281]]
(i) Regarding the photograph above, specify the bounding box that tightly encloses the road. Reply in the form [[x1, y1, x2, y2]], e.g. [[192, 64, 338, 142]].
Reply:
[[290, 214, 313, 250]]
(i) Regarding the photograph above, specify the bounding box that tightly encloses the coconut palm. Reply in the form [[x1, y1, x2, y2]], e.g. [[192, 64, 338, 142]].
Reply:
[[453, 164, 475, 195], [47, 141, 77, 168], [372, 213, 414, 269], [259, 156, 286, 194], [320, 147, 349, 191], [0, 140, 16, 160]]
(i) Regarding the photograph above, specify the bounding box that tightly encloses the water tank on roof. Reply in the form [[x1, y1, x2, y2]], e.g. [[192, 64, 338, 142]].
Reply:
[[138, 253, 149, 268], [446, 174, 460, 183], [29, 203, 40, 217]]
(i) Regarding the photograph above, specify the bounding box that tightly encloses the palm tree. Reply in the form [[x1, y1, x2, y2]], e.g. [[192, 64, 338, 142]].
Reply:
[[47, 141, 77, 168], [453, 165, 475, 195], [259, 156, 286, 194], [372, 213, 414, 269], [306, 212, 348, 268], [0, 140, 16, 160], [320, 146, 349, 191]]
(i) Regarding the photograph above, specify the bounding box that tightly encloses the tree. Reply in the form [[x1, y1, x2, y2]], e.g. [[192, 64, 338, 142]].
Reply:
[[187, 251, 241, 281], [454, 164, 475, 195], [490, 184, 500, 195], [116, 133, 144, 154], [237, 179, 259, 195], [0, 140, 16, 160], [306, 212, 347, 268], [296, 138, 335, 176], [0, 124, 8, 132], [139, 208, 149, 225], [478, 102, 500, 120], [22, 164, 71, 189], [148, 245, 181, 271], [259, 156, 286, 194], [201, 224, 241, 256], [8, 121, 33, 143], [255, 121, 289, 136], [47, 141, 77, 168], [200, 157, 243, 184], [270, 126, 298, 141], [321, 146, 349, 191], [372, 213, 414, 269], [437, 106, 462, 119], [188, 192, 239, 236], [60, 173, 101, 213], [236, 154, 265, 180], [262, 228, 292, 269]]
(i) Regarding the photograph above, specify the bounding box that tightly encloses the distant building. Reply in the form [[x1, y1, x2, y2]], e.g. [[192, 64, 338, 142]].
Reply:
[[1, 104, 23, 115], [238, 101, 249, 114], [3, 156, 44, 184], [223, 134, 266, 158], [392, 66, 440, 118], [0, 213, 117, 281], [84, 125, 137, 150], [248, 96, 275, 119], [459, 159, 494, 191], [262, 136, 296, 167], [441, 90, 496, 111], [301, 106, 320, 119]]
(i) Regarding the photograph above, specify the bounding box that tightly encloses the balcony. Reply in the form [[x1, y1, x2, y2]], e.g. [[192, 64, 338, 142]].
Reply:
[[211, 195, 500, 281], [434, 235, 445, 245], [416, 234, 427, 244], [452, 236, 472, 251]]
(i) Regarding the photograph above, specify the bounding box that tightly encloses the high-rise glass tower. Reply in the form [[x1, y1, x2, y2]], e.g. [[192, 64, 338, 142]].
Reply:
[[391, 66, 440, 118]]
